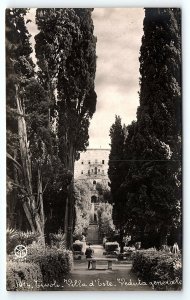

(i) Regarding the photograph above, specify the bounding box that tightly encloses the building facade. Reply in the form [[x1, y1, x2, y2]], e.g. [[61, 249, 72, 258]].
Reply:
[[75, 148, 110, 186]]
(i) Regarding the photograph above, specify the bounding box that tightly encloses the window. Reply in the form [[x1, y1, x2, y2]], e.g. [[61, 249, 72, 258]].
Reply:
[[93, 180, 96, 185], [88, 170, 90, 175], [91, 195, 97, 203], [98, 169, 100, 172], [91, 169, 93, 173], [81, 161, 84, 164], [95, 167, 97, 174], [95, 159, 98, 163], [88, 160, 90, 164], [81, 171, 83, 174], [102, 160, 104, 164]]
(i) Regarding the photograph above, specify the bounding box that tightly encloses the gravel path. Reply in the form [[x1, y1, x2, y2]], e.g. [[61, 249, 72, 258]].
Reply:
[[46, 245, 152, 291]]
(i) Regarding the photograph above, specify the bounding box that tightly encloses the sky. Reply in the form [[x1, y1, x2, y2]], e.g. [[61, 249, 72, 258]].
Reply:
[[88, 8, 144, 149], [26, 8, 145, 149]]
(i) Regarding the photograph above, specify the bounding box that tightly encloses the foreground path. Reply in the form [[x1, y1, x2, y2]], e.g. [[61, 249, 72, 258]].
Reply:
[[49, 245, 151, 291]]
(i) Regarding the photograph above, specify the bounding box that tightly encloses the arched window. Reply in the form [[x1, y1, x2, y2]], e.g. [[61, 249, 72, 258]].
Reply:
[[95, 167, 97, 174], [91, 195, 97, 203]]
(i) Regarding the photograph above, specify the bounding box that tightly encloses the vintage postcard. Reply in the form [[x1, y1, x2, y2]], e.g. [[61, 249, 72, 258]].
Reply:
[[6, 8, 182, 291]]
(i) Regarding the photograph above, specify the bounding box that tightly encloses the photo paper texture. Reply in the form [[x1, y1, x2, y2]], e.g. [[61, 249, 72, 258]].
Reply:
[[6, 8, 182, 291]]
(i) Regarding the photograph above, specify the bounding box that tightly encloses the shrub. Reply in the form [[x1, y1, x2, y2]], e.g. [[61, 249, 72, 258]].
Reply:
[[7, 238, 73, 289], [18, 231, 40, 246], [132, 250, 182, 290], [7, 260, 42, 291], [73, 243, 83, 252], [6, 228, 19, 254], [49, 230, 66, 249], [6, 228, 40, 254], [26, 245, 73, 284], [118, 247, 136, 260], [105, 242, 120, 252], [73, 232, 83, 242], [37, 248, 73, 284]]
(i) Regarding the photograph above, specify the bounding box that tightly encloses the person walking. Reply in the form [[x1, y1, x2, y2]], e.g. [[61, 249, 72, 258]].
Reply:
[[85, 243, 94, 269]]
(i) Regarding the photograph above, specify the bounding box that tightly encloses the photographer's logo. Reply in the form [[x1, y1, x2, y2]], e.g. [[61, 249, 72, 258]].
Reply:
[[14, 245, 27, 258]]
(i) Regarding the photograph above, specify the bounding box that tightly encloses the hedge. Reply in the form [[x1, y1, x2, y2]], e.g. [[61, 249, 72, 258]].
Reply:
[[30, 247, 73, 284], [7, 261, 42, 291], [132, 250, 182, 290], [7, 244, 73, 291]]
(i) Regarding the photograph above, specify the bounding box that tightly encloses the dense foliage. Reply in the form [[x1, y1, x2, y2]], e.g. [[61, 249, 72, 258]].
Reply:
[[74, 180, 92, 238], [6, 8, 97, 248], [6, 8, 47, 237], [35, 8, 97, 248], [7, 240, 73, 291], [132, 250, 182, 290], [6, 228, 40, 254], [74, 179, 114, 239], [108, 8, 182, 248], [97, 202, 115, 238], [7, 261, 42, 291]]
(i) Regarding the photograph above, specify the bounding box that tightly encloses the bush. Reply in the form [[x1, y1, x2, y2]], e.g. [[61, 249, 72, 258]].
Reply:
[[49, 230, 66, 249], [73, 243, 83, 252], [132, 250, 182, 290], [7, 260, 42, 291], [7, 241, 73, 290], [6, 228, 40, 254], [118, 247, 136, 261], [27, 245, 73, 284], [7, 228, 19, 254], [105, 242, 120, 252], [18, 231, 40, 246]]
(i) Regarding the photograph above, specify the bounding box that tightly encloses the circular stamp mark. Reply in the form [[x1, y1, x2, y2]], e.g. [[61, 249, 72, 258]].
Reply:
[[14, 245, 27, 258]]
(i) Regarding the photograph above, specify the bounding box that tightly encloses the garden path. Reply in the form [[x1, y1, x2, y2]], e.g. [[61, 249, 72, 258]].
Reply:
[[49, 244, 152, 291]]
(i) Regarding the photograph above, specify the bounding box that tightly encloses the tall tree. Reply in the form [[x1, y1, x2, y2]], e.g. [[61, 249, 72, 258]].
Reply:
[[108, 115, 126, 251], [137, 8, 181, 245], [6, 9, 46, 239], [109, 8, 182, 248], [35, 8, 97, 248]]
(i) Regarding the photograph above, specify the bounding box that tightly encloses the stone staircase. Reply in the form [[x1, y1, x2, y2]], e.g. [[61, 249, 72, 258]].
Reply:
[[86, 224, 100, 244]]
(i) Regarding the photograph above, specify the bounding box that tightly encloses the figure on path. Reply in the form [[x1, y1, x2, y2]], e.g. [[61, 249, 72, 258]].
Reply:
[[85, 243, 94, 269]]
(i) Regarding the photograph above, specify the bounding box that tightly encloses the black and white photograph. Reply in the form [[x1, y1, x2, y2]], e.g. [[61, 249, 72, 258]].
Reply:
[[6, 7, 182, 291]]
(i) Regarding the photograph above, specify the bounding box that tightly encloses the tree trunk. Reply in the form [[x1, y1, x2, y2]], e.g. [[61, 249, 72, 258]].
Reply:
[[37, 167, 44, 229], [22, 198, 36, 232], [160, 226, 168, 247], [119, 227, 124, 253], [65, 144, 75, 250], [16, 85, 45, 241], [64, 194, 69, 237]]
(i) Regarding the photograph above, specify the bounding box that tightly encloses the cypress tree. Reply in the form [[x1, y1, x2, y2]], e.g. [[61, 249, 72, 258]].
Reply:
[[109, 9, 182, 248], [35, 9, 97, 248], [108, 115, 126, 251]]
